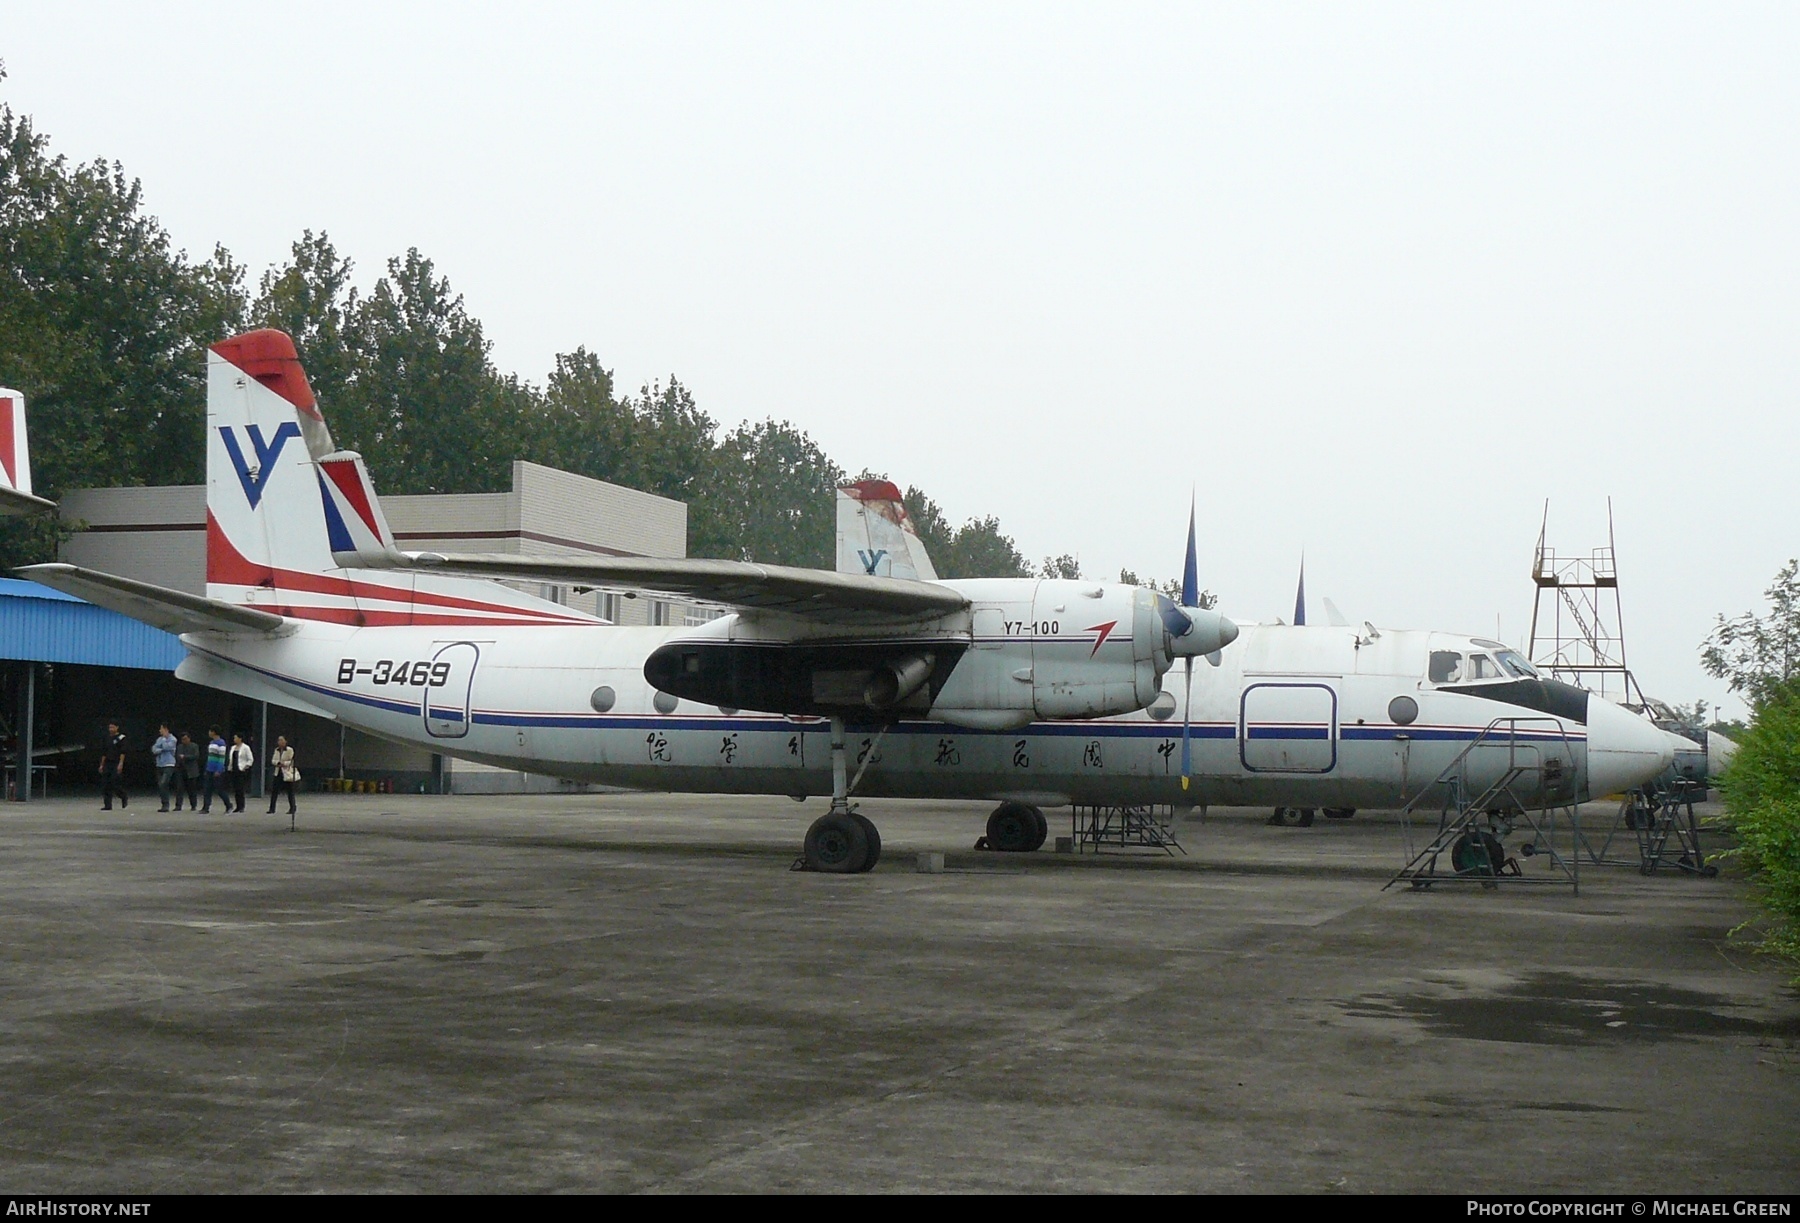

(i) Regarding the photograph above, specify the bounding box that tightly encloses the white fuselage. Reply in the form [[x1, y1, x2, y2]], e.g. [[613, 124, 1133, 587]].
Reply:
[[176, 610, 1670, 811]]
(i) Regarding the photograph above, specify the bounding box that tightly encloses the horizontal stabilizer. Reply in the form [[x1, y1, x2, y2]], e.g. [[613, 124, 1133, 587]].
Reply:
[[0, 485, 56, 516], [17, 564, 296, 637], [338, 549, 968, 623]]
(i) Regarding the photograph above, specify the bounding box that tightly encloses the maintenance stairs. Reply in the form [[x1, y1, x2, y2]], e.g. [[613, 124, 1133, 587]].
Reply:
[[1579, 778, 1718, 877], [1386, 716, 1583, 894], [1068, 803, 1185, 856]]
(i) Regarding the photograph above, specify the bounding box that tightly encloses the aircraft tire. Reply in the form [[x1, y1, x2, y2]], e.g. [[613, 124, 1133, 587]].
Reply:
[[1451, 830, 1507, 878], [987, 802, 1040, 852], [849, 812, 882, 872], [1268, 807, 1316, 828], [804, 812, 872, 873], [1025, 805, 1048, 852], [1323, 807, 1356, 820]]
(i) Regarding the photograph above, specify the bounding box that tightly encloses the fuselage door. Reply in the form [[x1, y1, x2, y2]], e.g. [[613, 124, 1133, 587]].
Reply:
[[1239, 681, 1338, 773], [423, 641, 480, 739]]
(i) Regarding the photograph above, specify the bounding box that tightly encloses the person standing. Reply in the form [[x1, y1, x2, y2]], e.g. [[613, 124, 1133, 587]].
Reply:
[[228, 733, 254, 814], [201, 727, 228, 813], [151, 724, 178, 812], [174, 732, 201, 811], [266, 736, 299, 817], [98, 721, 129, 810]]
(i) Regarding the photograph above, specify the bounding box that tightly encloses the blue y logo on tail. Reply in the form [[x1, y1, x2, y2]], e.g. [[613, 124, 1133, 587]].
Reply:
[[857, 549, 887, 575], [219, 423, 301, 509]]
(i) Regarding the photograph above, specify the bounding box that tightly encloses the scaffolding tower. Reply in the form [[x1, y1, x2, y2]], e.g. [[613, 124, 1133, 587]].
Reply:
[[1526, 499, 1646, 706]]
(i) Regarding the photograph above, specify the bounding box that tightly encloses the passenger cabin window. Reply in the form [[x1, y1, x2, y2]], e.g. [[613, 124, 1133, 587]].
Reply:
[[1429, 651, 1464, 684]]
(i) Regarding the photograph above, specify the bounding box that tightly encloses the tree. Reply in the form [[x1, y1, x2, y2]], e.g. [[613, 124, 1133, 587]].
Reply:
[[251, 230, 358, 421], [0, 90, 245, 505], [1119, 569, 1218, 609], [897, 486, 1032, 579], [704, 419, 843, 567], [1702, 560, 1800, 709], [342, 249, 525, 494], [1716, 676, 1800, 979]]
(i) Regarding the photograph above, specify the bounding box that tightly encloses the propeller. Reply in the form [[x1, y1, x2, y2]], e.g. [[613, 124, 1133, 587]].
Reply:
[[1180, 498, 1198, 789], [1149, 497, 1237, 790]]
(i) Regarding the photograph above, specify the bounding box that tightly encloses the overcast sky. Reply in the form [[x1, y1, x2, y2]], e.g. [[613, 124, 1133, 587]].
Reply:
[[4, 3, 1794, 716]]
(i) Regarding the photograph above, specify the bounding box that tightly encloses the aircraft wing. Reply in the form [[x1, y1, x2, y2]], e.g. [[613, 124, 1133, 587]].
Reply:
[[345, 551, 969, 622], [0, 486, 57, 516], [17, 564, 297, 637]]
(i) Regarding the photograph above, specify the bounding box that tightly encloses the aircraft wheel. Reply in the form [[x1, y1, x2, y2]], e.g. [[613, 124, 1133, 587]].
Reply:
[[1451, 830, 1507, 877], [849, 812, 882, 872], [1268, 807, 1316, 828], [1024, 805, 1048, 852], [804, 812, 873, 874], [1323, 807, 1356, 820], [986, 802, 1040, 852]]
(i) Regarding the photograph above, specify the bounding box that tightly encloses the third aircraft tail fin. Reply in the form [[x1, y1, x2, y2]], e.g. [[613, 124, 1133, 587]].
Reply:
[[835, 480, 939, 581]]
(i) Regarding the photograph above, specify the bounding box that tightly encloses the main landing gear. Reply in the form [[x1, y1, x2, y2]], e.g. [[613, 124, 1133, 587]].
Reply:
[[979, 800, 1047, 852], [799, 717, 883, 873], [1267, 806, 1356, 827]]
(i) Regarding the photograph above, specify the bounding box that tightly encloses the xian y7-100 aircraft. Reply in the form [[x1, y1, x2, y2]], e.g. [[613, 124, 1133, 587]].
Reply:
[[24, 330, 1671, 872]]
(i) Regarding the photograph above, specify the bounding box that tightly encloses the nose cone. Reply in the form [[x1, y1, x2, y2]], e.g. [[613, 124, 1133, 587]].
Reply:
[[1169, 608, 1239, 657], [1584, 699, 1676, 798], [1707, 730, 1740, 779]]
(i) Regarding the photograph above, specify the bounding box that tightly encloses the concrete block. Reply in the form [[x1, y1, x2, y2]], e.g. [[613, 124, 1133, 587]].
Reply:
[[1054, 836, 1074, 854]]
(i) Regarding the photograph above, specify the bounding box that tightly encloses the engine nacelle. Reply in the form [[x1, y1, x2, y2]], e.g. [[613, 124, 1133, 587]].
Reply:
[[641, 580, 1185, 728], [928, 581, 1170, 728]]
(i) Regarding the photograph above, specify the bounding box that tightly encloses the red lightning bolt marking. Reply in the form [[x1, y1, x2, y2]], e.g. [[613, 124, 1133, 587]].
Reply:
[[1086, 620, 1119, 657]]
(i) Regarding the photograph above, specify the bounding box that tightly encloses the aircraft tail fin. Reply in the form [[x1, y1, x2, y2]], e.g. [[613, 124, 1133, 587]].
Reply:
[[206, 329, 595, 628], [0, 388, 54, 514], [835, 480, 939, 581]]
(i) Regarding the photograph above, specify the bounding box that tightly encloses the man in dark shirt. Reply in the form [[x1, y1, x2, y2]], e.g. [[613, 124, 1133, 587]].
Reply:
[[99, 721, 129, 811], [174, 732, 201, 811]]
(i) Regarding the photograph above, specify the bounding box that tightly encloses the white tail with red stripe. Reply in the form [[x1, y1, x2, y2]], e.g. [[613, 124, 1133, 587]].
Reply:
[[0, 388, 35, 498], [835, 479, 938, 581], [205, 330, 594, 628]]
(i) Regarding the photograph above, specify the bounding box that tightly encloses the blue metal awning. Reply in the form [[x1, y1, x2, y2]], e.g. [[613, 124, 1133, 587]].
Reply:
[[0, 577, 185, 670]]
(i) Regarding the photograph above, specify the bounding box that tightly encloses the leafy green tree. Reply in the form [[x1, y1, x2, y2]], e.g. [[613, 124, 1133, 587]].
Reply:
[[623, 378, 724, 517], [704, 419, 844, 567], [1040, 554, 1082, 580], [1119, 569, 1218, 609], [1716, 676, 1800, 978], [942, 517, 1032, 579], [251, 230, 358, 422], [897, 486, 1032, 579], [0, 89, 244, 509], [1703, 560, 1800, 709]]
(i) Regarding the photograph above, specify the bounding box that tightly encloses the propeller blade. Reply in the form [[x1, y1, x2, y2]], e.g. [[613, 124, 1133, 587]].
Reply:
[[1180, 656, 1193, 790], [1181, 495, 1198, 610]]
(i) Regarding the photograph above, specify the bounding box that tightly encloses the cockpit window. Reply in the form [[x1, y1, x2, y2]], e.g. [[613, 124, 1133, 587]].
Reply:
[[1468, 653, 1504, 680], [1429, 650, 1464, 684], [1495, 650, 1538, 679]]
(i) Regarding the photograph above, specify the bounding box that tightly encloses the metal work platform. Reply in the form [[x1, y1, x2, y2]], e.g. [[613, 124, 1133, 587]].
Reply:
[[1068, 803, 1185, 855], [1387, 716, 1582, 893], [1577, 780, 1719, 877]]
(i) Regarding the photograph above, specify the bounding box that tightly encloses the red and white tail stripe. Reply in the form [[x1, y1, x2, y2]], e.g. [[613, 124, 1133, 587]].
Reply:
[[206, 330, 595, 628], [0, 389, 34, 497]]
